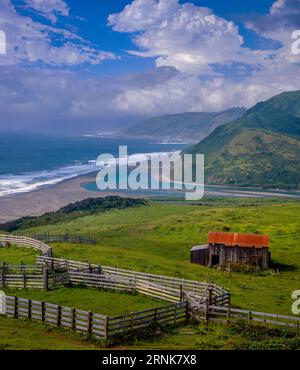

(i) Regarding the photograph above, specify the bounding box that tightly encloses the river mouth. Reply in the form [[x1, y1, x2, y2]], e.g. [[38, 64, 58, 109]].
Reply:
[[81, 180, 300, 199]]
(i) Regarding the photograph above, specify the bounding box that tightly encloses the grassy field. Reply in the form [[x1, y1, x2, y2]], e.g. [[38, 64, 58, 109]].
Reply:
[[2, 288, 163, 316], [1, 198, 300, 349]]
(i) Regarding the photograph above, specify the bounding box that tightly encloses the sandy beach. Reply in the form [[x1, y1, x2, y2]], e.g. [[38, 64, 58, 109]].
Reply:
[[0, 173, 107, 223], [0, 170, 299, 224]]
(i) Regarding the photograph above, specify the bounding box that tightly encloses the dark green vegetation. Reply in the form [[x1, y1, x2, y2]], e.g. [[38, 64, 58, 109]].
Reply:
[[0, 196, 146, 232], [126, 108, 245, 141], [1, 199, 299, 349], [1, 317, 299, 350], [185, 90, 300, 189]]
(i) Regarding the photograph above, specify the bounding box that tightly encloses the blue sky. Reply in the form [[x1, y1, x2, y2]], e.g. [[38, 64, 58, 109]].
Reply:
[[1, 0, 300, 133], [12, 0, 280, 75]]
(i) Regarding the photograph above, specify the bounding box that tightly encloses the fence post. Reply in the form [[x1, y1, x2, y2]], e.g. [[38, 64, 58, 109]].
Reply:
[[248, 311, 252, 324], [43, 268, 49, 291], [56, 306, 61, 326], [179, 285, 183, 302], [28, 299, 32, 320], [87, 311, 93, 335], [104, 316, 109, 339], [174, 305, 177, 325], [13, 296, 18, 319], [130, 313, 134, 332], [185, 301, 190, 323], [41, 301, 45, 322], [208, 287, 213, 306], [154, 308, 158, 323], [71, 308, 76, 331], [227, 292, 231, 307], [227, 307, 231, 324], [1, 269, 5, 289], [23, 272, 26, 289]]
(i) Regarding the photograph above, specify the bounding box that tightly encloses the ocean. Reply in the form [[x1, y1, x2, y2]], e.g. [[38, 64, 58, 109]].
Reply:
[[0, 133, 186, 197]]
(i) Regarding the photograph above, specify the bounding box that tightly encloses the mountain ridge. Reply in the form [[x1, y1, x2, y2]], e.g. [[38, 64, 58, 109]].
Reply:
[[125, 108, 246, 142], [184, 90, 300, 189]]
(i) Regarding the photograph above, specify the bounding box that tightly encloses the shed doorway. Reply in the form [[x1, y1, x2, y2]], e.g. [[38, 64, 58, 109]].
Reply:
[[211, 254, 220, 266]]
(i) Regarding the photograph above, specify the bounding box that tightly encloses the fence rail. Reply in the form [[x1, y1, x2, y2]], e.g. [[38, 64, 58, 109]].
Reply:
[[1, 234, 299, 340], [3, 295, 187, 339], [23, 234, 96, 245], [0, 235, 52, 257], [195, 304, 300, 332], [108, 301, 188, 336], [37, 255, 230, 305], [0, 268, 67, 290], [5, 295, 107, 339]]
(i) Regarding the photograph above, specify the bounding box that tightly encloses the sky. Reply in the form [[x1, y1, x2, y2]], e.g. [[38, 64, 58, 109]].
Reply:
[[0, 0, 300, 134]]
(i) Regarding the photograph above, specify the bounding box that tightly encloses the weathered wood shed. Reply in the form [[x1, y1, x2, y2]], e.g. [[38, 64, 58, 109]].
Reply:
[[191, 232, 270, 270]]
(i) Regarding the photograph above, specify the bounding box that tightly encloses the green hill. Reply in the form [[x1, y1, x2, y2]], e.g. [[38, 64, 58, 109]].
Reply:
[[125, 108, 246, 142], [184, 91, 300, 189]]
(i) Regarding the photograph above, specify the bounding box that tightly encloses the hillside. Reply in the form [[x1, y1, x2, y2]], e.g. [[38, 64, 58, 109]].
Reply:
[[0, 196, 145, 232], [125, 108, 246, 142], [184, 91, 300, 189], [1, 200, 299, 349]]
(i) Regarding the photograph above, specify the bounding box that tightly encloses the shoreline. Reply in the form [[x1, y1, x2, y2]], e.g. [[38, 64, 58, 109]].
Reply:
[[0, 172, 112, 223], [0, 170, 299, 224]]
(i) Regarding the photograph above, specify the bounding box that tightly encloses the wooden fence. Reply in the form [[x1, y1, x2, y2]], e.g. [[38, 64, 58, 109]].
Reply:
[[108, 302, 188, 336], [0, 235, 52, 257], [23, 234, 96, 245], [37, 255, 230, 306], [3, 295, 188, 340], [0, 262, 44, 274], [193, 304, 300, 333], [1, 234, 299, 339], [0, 264, 68, 290], [5, 295, 107, 339]]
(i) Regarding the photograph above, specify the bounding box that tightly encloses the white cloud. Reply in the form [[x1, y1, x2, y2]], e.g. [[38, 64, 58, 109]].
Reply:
[[114, 68, 299, 115], [1, 0, 300, 133], [22, 0, 69, 22], [109, 0, 267, 74], [246, 0, 300, 44], [108, 0, 300, 116], [0, 0, 116, 66]]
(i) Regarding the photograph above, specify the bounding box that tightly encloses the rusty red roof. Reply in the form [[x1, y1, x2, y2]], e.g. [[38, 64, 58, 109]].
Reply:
[[208, 232, 269, 248]]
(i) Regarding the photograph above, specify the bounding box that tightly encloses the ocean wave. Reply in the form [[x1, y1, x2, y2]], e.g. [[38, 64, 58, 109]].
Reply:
[[0, 151, 177, 197], [0, 162, 98, 197]]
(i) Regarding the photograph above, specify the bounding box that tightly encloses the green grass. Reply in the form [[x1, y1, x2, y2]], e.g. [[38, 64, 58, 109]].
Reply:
[[3, 287, 163, 316], [129, 322, 300, 350], [0, 316, 100, 350], [19, 200, 300, 315], [0, 246, 37, 264], [1, 199, 300, 349]]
